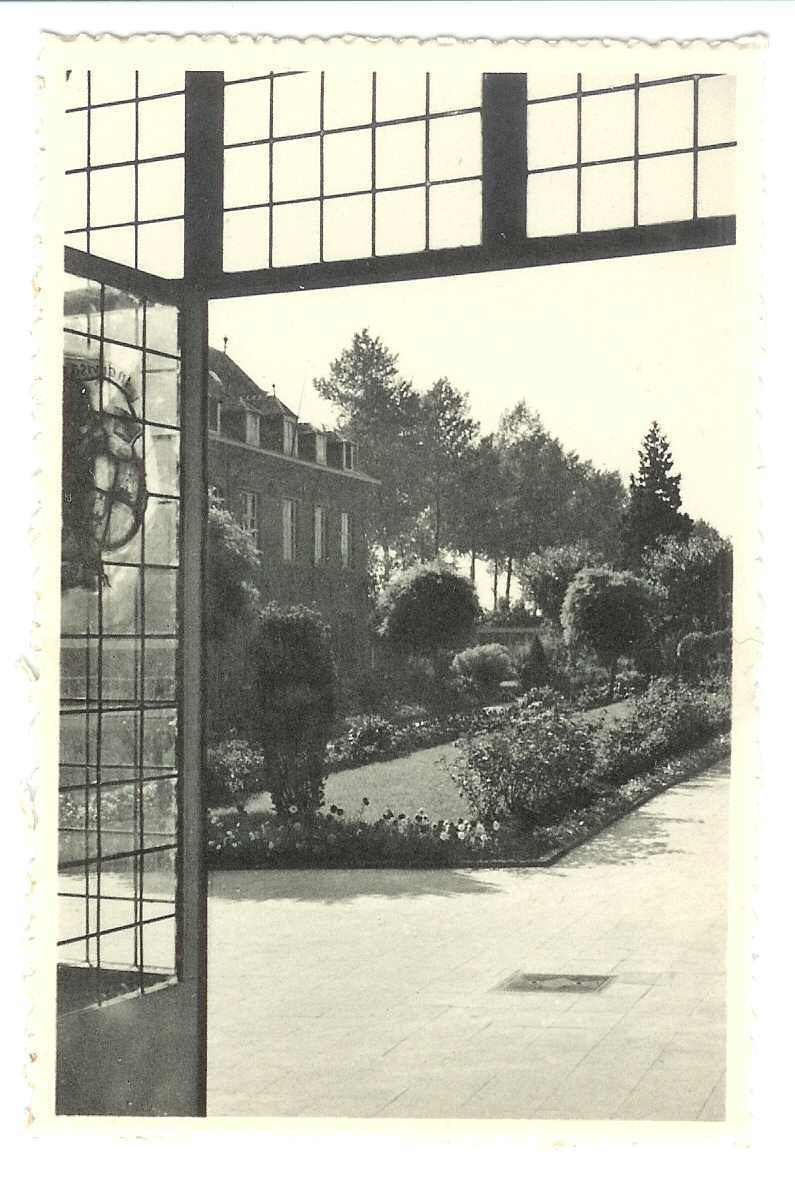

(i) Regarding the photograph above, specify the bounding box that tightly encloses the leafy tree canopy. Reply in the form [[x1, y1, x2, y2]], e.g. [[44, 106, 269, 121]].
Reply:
[[207, 488, 262, 642], [561, 567, 659, 700], [377, 560, 479, 657], [518, 541, 606, 624]]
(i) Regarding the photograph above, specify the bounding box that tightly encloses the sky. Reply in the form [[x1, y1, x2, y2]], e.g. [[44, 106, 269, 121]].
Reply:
[[209, 241, 744, 545]]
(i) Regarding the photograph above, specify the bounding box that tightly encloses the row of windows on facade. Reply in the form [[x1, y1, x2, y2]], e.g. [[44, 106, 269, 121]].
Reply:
[[238, 490, 354, 568], [210, 398, 358, 472]]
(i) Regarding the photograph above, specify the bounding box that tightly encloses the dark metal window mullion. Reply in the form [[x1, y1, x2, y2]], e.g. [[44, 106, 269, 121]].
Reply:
[[424, 73, 431, 251], [370, 73, 377, 257], [693, 76, 700, 220], [268, 74, 275, 269], [576, 73, 583, 234], [319, 72, 325, 264], [85, 71, 92, 255], [133, 71, 140, 270], [135, 298, 148, 989], [93, 280, 105, 992], [633, 74, 640, 228]]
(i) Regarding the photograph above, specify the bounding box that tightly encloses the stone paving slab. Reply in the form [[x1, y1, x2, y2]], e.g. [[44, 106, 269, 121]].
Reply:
[[207, 760, 729, 1121]]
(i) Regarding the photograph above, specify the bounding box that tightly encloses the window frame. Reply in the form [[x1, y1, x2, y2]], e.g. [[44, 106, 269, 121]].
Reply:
[[282, 496, 298, 562]]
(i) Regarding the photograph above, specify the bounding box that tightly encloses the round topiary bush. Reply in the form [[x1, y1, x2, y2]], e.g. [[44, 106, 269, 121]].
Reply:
[[452, 643, 514, 694], [377, 561, 479, 659]]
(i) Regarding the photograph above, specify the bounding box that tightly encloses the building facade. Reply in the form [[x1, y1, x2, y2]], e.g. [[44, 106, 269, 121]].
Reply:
[[206, 347, 378, 674]]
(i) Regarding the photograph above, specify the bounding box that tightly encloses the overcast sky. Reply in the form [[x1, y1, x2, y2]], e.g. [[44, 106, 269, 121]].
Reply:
[[209, 241, 742, 544]]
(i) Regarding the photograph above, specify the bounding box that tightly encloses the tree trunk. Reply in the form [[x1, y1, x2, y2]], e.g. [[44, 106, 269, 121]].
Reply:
[[433, 471, 441, 556], [505, 555, 513, 604], [469, 548, 476, 583], [607, 656, 617, 703], [492, 561, 499, 612]]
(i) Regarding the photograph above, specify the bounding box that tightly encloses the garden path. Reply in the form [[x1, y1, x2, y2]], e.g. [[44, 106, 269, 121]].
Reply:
[[245, 698, 635, 823], [207, 758, 729, 1120]]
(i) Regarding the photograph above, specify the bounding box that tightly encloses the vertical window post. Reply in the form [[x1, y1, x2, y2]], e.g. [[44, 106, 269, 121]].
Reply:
[[481, 73, 528, 250]]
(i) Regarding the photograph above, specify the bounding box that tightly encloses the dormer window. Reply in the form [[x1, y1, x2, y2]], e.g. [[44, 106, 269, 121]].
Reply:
[[245, 411, 261, 447], [343, 441, 356, 470], [315, 432, 327, 465], [283, 418, 296, 456]]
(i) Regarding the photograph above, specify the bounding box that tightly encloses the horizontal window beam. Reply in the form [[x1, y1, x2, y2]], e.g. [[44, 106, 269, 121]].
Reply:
[[205, 215, 736, 300]]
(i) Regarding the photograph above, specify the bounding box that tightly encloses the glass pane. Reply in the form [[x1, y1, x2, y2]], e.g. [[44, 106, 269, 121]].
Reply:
[[639, 80, 694, 155], [224, 77, 271, 144], [224, 208, 270, 272], [376, 121, 425, 189], [527, 99, 577, 170], [225, 144, 270, 207], [638, 153, 693, 224], [323, 129, 371, 196], [429, 181, 481, 249], [60, 270, 181, 1008], [322, 195, 372, 262], [272, 200, 320, 267], [527, 169, 578, 237], [375, 187, 425, 255], [581, 162, 634, 232]]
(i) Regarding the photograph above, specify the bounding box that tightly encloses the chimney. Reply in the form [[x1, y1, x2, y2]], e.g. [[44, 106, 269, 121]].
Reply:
[[223, 336, 229, 354]]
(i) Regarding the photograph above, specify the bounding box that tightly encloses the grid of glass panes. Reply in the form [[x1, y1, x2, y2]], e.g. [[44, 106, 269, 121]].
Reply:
[[64, 69, 186, 278], [526, 71, 735, 237], [223, 70, 483, 270], [59, 276, 181, 1011]]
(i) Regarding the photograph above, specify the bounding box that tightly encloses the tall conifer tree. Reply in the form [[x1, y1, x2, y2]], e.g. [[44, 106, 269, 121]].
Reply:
[[620, 421, 692, 568]]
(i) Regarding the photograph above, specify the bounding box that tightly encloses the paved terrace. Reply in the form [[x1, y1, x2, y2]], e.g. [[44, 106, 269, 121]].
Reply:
[[207, 762, 728, 1121]]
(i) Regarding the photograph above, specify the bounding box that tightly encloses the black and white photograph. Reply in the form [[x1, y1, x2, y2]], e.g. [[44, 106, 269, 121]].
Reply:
[[30, 28, 763, 1128]]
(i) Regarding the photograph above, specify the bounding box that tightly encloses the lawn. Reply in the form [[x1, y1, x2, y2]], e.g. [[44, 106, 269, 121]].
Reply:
[[243, 698, 636, 824]]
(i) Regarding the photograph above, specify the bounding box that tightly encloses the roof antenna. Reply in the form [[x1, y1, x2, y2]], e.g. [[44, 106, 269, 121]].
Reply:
[[223, 335, 229, 354]]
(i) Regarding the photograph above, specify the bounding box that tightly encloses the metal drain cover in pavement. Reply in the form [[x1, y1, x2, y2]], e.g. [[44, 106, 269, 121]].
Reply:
[[497, 972, 613, 994]]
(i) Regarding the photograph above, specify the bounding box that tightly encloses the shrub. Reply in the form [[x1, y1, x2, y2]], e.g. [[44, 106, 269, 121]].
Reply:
[[677, 629, 732, 682], [452, 643, 514, 694], [595, 678, 730, 784], [561, 567, 659, 701], [206, 737, 267, 810], [340, 714, 398, 759], [206, 490, 262, 643], [452, 701, 598, 830], [250, 603, 337, 815], [513, 635, 550, 691], [643, 534, 733, 640], [377, 561, 479, 658], [518, 542, 605, 624]]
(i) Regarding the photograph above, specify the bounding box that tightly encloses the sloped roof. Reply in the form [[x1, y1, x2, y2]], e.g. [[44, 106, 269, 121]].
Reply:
[[207, 347, 297, 418]]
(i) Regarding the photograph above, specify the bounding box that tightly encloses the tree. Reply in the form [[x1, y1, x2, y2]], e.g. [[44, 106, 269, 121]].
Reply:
[[205, 489, 263, 737], [416, 377, 478, 558], [206, 489, 262, 642], [377, 560, 479, 661], [518, 541, 606, 624], [446, 434, 508, 601], [315, 329, 424, 580], [494, 404, 572, 602], [642, 533, 733, 642], [620, 421, 693, 568], [561, 567, 658, 701]]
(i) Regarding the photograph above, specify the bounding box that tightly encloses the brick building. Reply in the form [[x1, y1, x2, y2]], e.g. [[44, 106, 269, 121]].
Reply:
[[206, 346, 379, 674]]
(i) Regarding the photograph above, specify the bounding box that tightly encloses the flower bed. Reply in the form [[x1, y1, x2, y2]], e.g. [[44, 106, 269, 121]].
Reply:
[[207, 734, 729, 871], [325, 688, 568, 774], [206, 678, 730, 870]]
